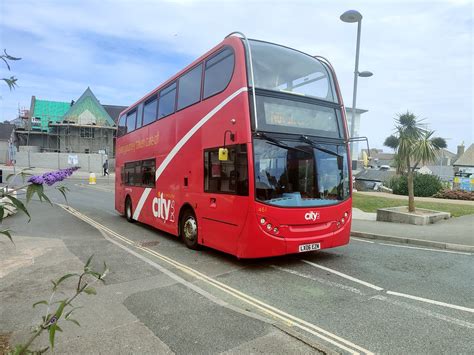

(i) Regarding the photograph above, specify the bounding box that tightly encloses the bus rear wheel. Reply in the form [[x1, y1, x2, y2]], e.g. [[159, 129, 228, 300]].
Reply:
[[125, 197, 134, 223], [180, 209, 199, 250]]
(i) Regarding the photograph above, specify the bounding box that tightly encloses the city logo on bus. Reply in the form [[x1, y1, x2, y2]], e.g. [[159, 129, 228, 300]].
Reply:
[[152, 192, 175, 223], [304, 211, 320, 221]]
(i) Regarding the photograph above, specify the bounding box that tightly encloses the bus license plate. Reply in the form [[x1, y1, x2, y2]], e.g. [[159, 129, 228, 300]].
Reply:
[[299, 243, 321, 252]]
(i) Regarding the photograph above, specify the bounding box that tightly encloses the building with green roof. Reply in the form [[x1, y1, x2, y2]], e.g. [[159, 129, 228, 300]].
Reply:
[[15, 88, 126, 157]]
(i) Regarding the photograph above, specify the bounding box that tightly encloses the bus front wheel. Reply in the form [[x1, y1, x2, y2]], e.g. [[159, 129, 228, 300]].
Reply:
[[180, 209, 199, 250], [125, 197, 135, 223]]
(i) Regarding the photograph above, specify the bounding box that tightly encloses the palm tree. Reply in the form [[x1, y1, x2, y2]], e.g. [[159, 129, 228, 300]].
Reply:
[[384, 112, 446, 212]]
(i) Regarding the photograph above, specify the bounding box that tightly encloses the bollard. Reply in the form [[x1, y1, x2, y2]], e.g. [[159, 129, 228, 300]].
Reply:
[[0, 169, 2, 184], [88, 172, 96, 185]]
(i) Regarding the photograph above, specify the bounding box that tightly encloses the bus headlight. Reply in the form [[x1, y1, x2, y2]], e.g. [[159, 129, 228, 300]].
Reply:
[[260, 218, 266, 225], [266, 224, 272, 231]]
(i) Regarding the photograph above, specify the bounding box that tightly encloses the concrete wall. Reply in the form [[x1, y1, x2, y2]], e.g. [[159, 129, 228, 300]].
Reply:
[[0, 141, 9, 164], [15, 151, 110, 174]]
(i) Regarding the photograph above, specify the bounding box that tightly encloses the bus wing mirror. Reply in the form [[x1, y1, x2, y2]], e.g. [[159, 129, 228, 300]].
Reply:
[[337, 156, 344, 170], [348, 136, 372, 161], [219, 148, 229, 161]]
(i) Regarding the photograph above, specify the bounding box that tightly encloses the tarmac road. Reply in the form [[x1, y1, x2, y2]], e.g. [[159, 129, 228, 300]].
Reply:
[[2, 179, 473, 354]]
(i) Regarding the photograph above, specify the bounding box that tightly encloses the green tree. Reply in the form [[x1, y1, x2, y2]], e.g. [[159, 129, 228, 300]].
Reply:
[[384, 112, 446, 212]]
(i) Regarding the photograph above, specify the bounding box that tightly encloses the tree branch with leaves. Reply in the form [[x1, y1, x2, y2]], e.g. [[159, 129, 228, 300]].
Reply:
[[11, 256, 108, 355], [1, 49, 21, 90]]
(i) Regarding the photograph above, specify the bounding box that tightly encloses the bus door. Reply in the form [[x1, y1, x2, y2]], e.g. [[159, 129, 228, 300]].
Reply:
[[201, 144, 249, 254]]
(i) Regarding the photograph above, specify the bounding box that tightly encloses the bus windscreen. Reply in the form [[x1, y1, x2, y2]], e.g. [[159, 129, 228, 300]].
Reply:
[[248, 40, 337, 102]]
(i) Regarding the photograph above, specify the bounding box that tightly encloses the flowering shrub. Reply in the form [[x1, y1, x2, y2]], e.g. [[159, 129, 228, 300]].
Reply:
[[28, 167, 80, 186], [433, 189, 474, 201], [1, 168, 80, 242]]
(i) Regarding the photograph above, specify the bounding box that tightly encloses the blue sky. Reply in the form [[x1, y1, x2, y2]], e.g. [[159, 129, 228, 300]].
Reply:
[[0, 0, 472, 152]]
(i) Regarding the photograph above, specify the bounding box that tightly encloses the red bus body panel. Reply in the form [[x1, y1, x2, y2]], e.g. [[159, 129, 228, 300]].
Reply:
[[115, 37, 352, 258]]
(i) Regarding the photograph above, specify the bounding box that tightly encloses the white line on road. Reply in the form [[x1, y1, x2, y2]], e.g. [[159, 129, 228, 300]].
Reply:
[[302, 260, 384, 291], [372, 295, 474, 329], [351, 238, 375, 244], [272, 266, 364, 295], [378, 243, 472, 256], [302, 260, 474, 315], [386, 291, 474, 314]]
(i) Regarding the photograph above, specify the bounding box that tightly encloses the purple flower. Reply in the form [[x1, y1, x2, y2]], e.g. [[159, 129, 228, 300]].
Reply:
[[27, 167, 81, 186], [28, 175, 44, 185]]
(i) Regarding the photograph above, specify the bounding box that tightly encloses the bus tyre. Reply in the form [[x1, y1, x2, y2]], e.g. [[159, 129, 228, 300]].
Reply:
[[125, 197, 135, 223], [180, 209, 199, 250]]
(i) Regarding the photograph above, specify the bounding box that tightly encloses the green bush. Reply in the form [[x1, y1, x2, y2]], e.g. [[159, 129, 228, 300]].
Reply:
[[390, 174, 443, 197]]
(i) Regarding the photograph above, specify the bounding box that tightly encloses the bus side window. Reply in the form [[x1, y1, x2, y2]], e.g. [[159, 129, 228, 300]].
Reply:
[[141, 159, 156, 187], [124, 162, 135, 185], [204, 144, 248, 196], [203, 48, 234, 99], [136, 103, 144, 130], [143, 96, 158, 126], [126, 110, 137, 133], [158, 82, 176, 119], [118, 114, 127, 136], [177, 64, 203, 111]]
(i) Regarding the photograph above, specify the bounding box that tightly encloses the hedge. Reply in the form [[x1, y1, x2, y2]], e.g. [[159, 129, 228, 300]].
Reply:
[[390, 174, 444, 197]]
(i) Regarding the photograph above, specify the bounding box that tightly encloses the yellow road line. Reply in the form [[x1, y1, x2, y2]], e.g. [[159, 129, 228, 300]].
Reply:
[[58, 204, 373, 355]]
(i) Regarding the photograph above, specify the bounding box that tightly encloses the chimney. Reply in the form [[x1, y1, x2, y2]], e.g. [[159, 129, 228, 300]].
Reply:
[[457, 143, 465, 159]]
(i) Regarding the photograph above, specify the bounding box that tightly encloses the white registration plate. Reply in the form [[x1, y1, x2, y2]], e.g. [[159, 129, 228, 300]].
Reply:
[[298, 243, 321, 253]]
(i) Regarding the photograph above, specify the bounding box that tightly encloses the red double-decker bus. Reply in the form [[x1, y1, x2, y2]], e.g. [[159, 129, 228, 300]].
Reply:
[[115, 33, 353, 258]]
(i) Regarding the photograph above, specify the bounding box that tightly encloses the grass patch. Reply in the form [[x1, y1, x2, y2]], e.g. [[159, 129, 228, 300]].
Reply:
[[353, 193, 474, 217]]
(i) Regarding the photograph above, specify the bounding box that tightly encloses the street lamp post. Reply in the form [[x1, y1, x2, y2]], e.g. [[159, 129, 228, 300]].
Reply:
[[340, 10, 373, 162]]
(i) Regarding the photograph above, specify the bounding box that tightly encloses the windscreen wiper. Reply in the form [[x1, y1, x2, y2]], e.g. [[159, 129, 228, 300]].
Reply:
[[255, 132, 309, 154], [300, 135, 343, 158], [301, 134, 347, 145]]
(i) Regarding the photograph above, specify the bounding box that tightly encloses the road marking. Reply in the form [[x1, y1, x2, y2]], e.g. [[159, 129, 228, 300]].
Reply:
[[386, 291, 474, 314], [302, 260, 384, 291], [351, 238, 375, 244], [272, 266, 364, 295], [59, 204, 373, 355], [75, 183, 114, 192], [372, 295, 474, 329], [378, 243, 472, 256], [302, 260, 474, 315]]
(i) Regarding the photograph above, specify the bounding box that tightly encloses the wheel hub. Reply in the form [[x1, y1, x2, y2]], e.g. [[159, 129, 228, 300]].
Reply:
[[183, 218, 197, 240]]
